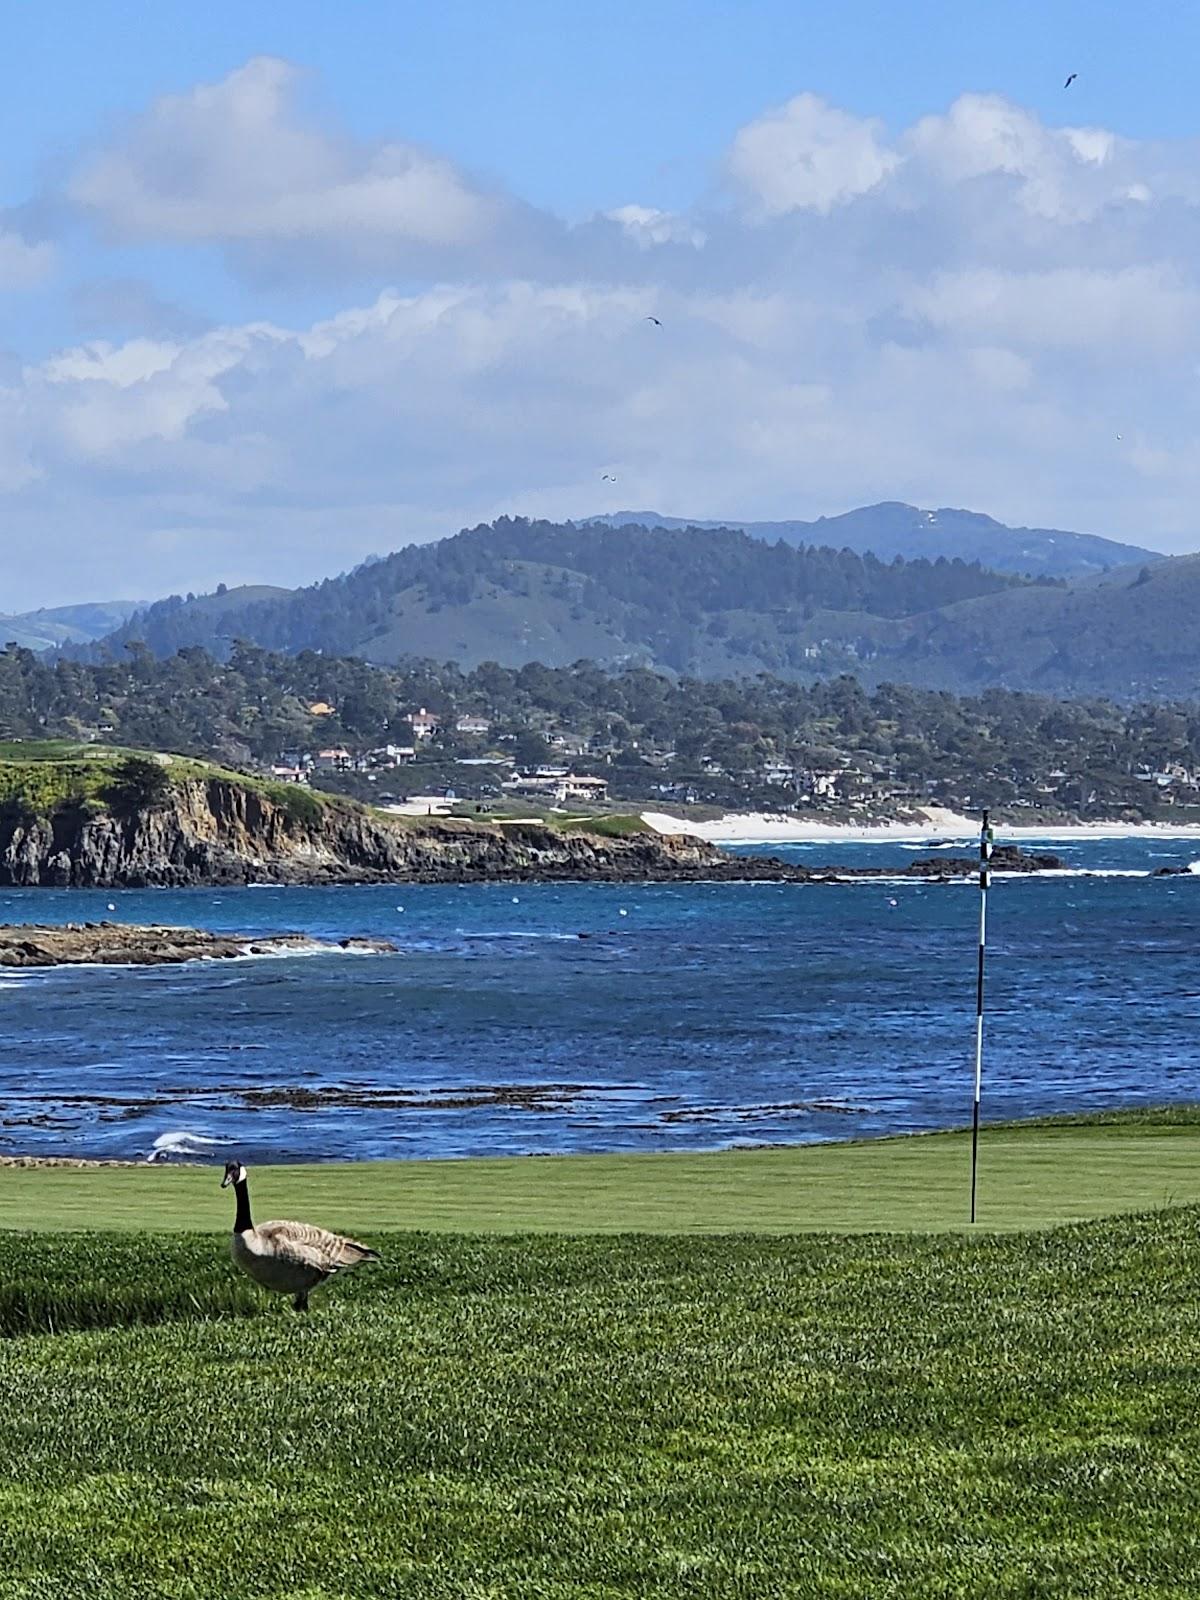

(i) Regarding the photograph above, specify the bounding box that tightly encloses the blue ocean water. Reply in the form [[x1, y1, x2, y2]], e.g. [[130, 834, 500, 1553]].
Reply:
[[3, 834, 1200, 1163]]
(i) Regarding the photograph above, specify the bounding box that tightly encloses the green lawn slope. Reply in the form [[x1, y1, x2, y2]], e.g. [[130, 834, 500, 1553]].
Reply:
[[3, 1208, 1200, 1595], [6, 1112, 1200, 1234]]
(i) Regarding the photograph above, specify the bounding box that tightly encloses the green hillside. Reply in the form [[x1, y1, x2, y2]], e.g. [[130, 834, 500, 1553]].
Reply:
[[83, 517, 1045, 675], [73, 517, 1200, 698]]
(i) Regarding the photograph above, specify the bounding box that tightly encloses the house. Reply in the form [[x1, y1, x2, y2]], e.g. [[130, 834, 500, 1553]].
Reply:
[[455, 715, 491, 737], [563, 774, 608, 802], [307, 701, 335, 717], [502, 771, 609, 804], [810, 769, 844, 800], [406, 708, 440, 740], [368, 744, 416, 768], [270, 765, 309, 785], [314, 747, 352, 771]]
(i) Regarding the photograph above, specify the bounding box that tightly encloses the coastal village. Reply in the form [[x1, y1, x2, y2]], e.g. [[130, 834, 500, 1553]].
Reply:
[[258, 697, 1200, 823]]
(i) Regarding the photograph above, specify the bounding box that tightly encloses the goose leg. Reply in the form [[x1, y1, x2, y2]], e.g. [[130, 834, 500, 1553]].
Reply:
[[292, 1292, 309, 1313]]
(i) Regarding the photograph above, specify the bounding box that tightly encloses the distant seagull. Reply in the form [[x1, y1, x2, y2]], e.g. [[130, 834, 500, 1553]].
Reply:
[[601, 473, 617, 481], [644, 315, 662, 326], [1116, 432, 1123, 441], [1064, 72, 1077, 88]]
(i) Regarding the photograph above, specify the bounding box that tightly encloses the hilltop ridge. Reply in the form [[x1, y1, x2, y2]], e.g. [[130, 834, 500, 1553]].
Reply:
[[587, 503, 1159, 578]]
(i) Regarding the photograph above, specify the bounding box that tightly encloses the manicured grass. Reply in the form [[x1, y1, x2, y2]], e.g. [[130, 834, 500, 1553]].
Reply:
[[555, 811, 651, 836], [5, 1214, 1200, 1595], [6, 1112, 1200, 1234]]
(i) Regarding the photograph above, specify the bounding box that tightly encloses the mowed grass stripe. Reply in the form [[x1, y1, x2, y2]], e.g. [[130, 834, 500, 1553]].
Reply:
[[6, 1116, 1200, 1234], [5, 1217, 1200, 1594]]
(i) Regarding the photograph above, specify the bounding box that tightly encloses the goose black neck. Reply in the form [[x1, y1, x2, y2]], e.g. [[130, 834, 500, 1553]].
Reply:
[[232, 1178, 253, 1233]]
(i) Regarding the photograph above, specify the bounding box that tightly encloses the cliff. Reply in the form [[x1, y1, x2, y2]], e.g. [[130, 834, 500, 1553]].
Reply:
[[0, 777, 740, 888]]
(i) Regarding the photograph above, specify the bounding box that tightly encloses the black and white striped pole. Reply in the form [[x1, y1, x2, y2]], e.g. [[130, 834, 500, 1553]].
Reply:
[[969, 808, 993, 1224]]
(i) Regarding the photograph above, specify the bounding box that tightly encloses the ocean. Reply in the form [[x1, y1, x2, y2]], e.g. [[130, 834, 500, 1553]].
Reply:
[[4, 834, 1199, 1164]]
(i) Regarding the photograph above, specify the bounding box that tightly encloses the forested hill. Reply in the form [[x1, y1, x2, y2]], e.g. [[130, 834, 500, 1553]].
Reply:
[[588, 504, 1159, 578], [82, 518, 1043, 677]]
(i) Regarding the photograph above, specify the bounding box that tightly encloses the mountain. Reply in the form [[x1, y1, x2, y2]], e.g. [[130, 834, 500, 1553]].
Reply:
[[78, 517, 1200, 699], [81, 518, 1041, 677], [586, 504, 1160, 578], [1, 600, 145, 652]]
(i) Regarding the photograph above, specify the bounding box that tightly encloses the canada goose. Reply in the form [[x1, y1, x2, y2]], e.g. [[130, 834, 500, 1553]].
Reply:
[[221, 1160, 380, 1311]]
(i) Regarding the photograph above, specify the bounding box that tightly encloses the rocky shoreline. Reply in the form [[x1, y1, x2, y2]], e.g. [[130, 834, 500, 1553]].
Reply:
[[0, 922, 395, 968], [0, 776, 1069, 888]]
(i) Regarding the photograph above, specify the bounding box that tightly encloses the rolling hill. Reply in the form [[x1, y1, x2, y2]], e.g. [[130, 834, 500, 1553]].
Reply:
[[77, 517, 1200, 699], [1, 600, 144, 652], [587, 504, 1159, 579], [83, 518, 1040, 678], [874, 553, 1200, 699]]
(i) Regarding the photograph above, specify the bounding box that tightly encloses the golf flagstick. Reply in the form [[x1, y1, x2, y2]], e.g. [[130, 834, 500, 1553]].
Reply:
[[970, 809, 992, 1224]]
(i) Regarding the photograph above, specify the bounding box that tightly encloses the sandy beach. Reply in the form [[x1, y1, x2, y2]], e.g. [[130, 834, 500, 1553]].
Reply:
[[642, 806, 1200, 845]]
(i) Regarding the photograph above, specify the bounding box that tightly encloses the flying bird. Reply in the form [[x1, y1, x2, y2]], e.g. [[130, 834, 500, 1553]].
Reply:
[[644, 315, 662, 326], [1064, 72, 1077, 88], [1115, 432, 1123, 441], [601, 473, 617, 481]]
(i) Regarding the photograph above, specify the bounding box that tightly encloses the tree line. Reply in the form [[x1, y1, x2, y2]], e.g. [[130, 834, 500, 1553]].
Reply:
[[3, 640, 1200, 816]]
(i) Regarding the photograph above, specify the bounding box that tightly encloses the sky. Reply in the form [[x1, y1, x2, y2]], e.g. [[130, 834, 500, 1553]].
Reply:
[[4, 0, 1200, 609]]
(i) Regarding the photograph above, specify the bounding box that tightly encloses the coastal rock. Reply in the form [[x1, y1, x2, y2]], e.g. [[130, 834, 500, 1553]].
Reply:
[[0, 922, 396, 967], [0, 779, 1068, 888], [886, 846, 1064, 879], [0, 781, 743, 888]]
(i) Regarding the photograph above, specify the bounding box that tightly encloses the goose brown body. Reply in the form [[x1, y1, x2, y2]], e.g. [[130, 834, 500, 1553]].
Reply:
[[222, 1162, 379, 1310]]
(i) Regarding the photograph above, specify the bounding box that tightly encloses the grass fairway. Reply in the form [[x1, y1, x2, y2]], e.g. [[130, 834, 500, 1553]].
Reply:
[[5, 1216, 1200, 1595], [5, 1110, 1200, 1234], [7, 1114, 1200, 1595]]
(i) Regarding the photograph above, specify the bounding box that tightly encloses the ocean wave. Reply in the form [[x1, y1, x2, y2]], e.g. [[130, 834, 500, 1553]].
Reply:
[[146, 1129, 229, 1163]]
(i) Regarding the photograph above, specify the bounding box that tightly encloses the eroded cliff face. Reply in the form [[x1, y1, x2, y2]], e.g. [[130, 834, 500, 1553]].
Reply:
[[0, 780, 733, 888]]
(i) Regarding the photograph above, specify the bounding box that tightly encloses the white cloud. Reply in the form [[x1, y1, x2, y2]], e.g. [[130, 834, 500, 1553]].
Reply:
[[68, 57, 508, 269], [905, 266, 1199, 354], [6, 72, 1200, 605], [604, 205, 706, 249], [727, 93, 899, 216]]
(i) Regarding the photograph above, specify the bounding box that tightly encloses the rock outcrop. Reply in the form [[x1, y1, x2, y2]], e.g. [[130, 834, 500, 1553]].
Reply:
[[0, 780, 1068, 888], [0, 781, 741, 887], [0, 921, 395, 966]]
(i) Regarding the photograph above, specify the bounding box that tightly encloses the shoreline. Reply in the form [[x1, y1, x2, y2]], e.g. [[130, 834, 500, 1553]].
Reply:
[[5, 1104, 1198, 1171], [643, 806, 1200, 845]]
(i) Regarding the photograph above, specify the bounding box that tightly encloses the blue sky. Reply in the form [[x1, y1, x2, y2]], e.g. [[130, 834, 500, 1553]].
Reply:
[[4, 0, 1200, 606]]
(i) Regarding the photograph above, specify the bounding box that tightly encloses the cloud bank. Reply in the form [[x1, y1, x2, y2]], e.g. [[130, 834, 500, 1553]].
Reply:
[[3, 60, 1200, 606]]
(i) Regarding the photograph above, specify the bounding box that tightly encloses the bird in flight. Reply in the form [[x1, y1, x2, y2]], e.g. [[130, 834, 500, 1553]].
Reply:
[[1115, 432, 1123, 441], [1064, 72, 1077, 88], [601, 473, 617, 481], [644, 315, 662, 326]]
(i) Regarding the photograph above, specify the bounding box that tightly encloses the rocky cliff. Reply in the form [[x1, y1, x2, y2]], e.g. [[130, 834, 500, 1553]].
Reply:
[[0, 779, 1071, 889], [0, 779, 739, 888]]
